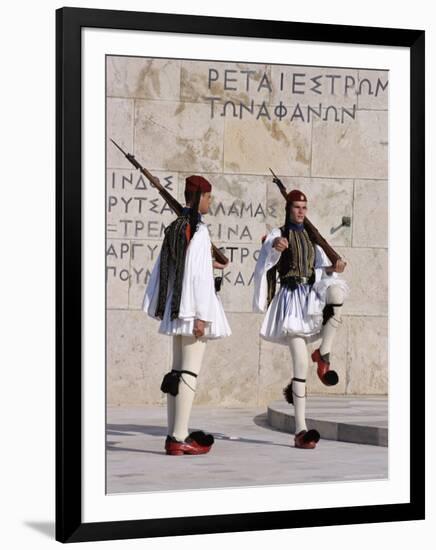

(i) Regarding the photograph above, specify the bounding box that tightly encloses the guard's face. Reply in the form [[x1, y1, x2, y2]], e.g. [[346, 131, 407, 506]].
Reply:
[[290, 200, 307, 223], [198, 192, 212, 215]]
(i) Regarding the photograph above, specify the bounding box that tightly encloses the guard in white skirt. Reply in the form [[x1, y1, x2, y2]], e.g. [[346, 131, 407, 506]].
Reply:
[[143, 175, 231, 456], [253, 189, 349, 449]]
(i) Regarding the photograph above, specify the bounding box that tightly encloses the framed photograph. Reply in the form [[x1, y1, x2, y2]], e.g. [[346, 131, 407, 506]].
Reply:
[[56, 7, 425, 543]]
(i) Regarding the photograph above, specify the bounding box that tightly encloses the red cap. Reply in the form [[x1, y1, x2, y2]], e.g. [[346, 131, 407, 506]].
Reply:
[[286, 189, 307, 203], [185, 175, 212, 193]]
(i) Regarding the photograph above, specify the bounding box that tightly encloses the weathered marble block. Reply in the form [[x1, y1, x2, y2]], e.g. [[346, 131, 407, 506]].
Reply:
[[107, 56, 181, 100], [176, 172, 271, 245], [134, 100, 224, 173], [181, 60, 272, 105], [335, 246, 388, 316], [107, 98, 134, 169], [106, 169, 179, 240], [312, 110, 388, 179], [346, 316, 388, 394], [353, 179, 388, 248], [265, 177, 354, 247], [224, 117, 312, 176], [269, 65, 359, 108], [194, 313, 262, 406], [106, 238, 130, 309], [212, 241, 260, 313], [105, 56, 390, 405], [107, 310, 171, 405], [356, 70, 389, 110]]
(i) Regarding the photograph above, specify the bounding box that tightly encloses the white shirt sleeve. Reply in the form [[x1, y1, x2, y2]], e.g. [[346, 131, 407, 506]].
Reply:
[[142, 251, 161, 317], [314, 244, 337, 283], [252, 228, 282, 313], [178, 224, 216, 322]]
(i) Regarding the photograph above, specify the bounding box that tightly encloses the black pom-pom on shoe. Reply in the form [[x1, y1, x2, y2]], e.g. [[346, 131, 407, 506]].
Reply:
[[322, 370, 339, 386], [303, 429, 320, 443], [283, 382, 294, 404], [189, 430, 214, 447]]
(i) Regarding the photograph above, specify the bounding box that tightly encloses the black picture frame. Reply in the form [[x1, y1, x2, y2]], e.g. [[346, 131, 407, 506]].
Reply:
[[56, 7, 425, 543]]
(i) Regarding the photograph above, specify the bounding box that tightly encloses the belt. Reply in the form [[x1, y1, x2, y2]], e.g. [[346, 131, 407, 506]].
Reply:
[[280, 273, 315, 288]]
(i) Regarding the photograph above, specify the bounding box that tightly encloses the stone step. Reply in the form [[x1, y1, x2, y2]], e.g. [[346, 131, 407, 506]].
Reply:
[[267, 396, 388, 447]]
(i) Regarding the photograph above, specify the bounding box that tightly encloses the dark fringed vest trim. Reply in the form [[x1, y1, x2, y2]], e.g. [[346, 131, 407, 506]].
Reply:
[[266, 264, 278, 308], [155, 215, 191, 321]]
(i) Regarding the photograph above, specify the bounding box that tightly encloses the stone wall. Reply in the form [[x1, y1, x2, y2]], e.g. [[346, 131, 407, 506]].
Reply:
[[106, 56, 388, 406]]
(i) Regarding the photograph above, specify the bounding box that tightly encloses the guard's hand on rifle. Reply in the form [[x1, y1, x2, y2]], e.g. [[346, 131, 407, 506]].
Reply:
[[325, 259, 347, 274], [273, 237, 289, 252], [193, 319, 206, 338], [333, 259, 347, 273], [213, 260, 227, 270]]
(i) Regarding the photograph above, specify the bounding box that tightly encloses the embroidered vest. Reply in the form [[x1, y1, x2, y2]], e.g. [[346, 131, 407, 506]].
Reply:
[[266, 226, 316, 307], [277, 226, 315, 281]]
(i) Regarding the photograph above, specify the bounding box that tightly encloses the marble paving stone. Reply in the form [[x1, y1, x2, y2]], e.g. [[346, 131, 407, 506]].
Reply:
[[379, 429, 389, 447], [353, 179, 388, 248], [107, 56, 181, 100], [134, 100, 224, 173], [223, 116, 312, 176], [268, 397, 388, 446], [356, 70, 389, 110], [312, 110, 388, 179], [338, 423, 380, 446], [194, 313, 262, 406], [107, 98, 134, 169], [107, 405, 388, 493], [270, 65, 359, 108], [106, 169, 178, 240], [181, 60, 272, 105], [335, 246, 388, 316], [107, 310, 170, 405], [106, 238, 130, 309], [346, 316, 388, 394], [265, 177, 354, 247]]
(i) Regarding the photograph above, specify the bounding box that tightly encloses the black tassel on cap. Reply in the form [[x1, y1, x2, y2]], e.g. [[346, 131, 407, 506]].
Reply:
[[189, 189, 202, 238]]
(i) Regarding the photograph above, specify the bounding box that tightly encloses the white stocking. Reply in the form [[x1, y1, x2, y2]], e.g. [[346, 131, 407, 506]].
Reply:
[[171, 335, 207, 442], [288, 336, 309, 434], [319, 285, 345, 358], [166, 336, 182, 436]]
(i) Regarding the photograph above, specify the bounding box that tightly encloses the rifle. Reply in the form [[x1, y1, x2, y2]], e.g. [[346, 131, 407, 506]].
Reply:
[[110, 139, 229, 266], [269, 168, 345, 270]]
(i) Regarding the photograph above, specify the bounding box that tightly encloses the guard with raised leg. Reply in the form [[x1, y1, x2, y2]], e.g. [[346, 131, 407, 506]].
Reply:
[[253, 185, 349, 449]]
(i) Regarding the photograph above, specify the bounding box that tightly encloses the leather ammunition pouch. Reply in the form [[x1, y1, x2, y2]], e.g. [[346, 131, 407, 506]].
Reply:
[[214, 276, 223, 293]]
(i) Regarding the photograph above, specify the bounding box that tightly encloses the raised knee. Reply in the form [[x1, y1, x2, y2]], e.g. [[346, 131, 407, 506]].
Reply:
[[326, 285, 345, 305]]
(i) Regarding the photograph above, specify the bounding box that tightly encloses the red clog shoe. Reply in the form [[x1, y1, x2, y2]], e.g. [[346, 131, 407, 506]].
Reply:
[[165, 436, 211, 456], [311, 349, 339, 386], [294, 429, 320, 449]]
